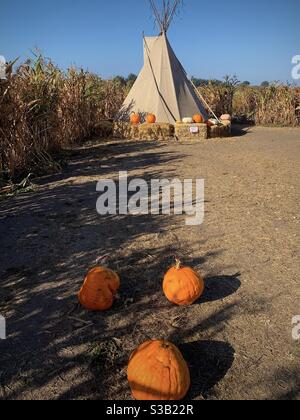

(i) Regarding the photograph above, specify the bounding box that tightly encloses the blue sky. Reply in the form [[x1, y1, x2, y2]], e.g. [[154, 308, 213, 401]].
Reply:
[[1, 0, 300, 84]]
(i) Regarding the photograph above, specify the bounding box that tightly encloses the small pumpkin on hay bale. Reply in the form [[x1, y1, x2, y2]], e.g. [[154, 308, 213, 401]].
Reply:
[[130, 113, 141, 125], [193, 114, 204, 123], [220, 114, 232, 121], [146, 113, 156, 124]]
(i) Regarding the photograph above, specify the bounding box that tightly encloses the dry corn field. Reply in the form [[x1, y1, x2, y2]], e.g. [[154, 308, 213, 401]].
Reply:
[[199, 83, 300, 126], [0, 56, 127, 180]]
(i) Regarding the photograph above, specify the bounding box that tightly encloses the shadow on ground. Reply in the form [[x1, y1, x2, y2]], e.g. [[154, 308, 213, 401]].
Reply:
[[231, 124, 253, 137], [181, 340, 235, 399], [199, 273, 241, 304]]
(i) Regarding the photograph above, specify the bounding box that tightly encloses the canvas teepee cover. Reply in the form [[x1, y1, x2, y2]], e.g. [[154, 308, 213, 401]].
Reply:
[[119, 32, 208, 123]]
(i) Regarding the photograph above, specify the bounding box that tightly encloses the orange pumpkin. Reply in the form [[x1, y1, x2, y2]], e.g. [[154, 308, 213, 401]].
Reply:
[[163, 259, 205, 306], [146, 113, 156, 124], [128, 340, 190, 401], [130, 113, 140, 125], [78, 266, 120, 311], [193, 114, 204, 123]]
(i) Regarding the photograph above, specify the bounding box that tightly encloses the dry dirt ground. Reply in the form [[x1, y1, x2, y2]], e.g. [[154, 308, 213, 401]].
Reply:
[[0, 125, 299, 400]]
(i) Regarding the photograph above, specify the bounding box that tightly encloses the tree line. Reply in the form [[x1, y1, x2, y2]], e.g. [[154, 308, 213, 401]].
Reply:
[[113, 73, 271, 89]]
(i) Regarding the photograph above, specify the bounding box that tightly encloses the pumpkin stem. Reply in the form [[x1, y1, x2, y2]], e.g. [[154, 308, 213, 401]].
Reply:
[[175, 258, 181, 270], [161, 340, 170, 349]]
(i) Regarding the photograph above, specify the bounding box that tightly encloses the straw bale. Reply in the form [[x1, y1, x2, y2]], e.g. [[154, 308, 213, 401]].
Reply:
[[113, 122, 139, 139], [138, 123, 174, 141], [175, 123, 207, 141], [209, 122, 231, 138]]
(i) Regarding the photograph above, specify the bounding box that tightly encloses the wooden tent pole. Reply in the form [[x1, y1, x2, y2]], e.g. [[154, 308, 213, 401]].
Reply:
[[189, 77, 221, 123], [165, 0, 181, 31], [150, 0, 164, 33]]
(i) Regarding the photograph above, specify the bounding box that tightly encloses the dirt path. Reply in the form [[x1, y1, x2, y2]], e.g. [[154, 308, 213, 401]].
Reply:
[[0, 126, 299, 400]]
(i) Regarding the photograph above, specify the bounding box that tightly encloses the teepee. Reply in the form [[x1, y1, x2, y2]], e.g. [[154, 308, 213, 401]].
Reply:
[[118, 0, 208, 123]]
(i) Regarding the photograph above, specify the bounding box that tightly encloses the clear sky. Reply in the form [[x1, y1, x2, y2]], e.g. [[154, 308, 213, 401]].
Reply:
[[1, 0, 300, 84]]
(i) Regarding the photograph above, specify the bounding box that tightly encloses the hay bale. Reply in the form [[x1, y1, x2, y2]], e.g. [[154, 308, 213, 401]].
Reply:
[[219, 124, 230, 138], [139, 123, 174, 141], [113, 122, 140, 139], [209, 122, 232, 138], [113, 122, 131, 138], [220, 121, 232, 137], [138, 124, 157, 141], [175, 123, 207, 141], [131, 124, 140, 140], [208, 125, 221, 138]]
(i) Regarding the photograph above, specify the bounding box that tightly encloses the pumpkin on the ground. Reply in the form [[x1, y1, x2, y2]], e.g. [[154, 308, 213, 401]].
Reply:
[[163, 259, 205, 306], [193, 114, 204, 123], [146, 114, 156, 124], [130, 113, 141, 125], [78, 266, 120, 311], [128, 340, 190, 400]]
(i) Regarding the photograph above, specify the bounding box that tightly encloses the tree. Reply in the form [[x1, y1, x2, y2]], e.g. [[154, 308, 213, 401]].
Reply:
[[261, 81, 270, 88], [113, 75, 127, 86], [191, 77, 209, 87], [223, 75, 240, 88], [126, 73, 137, 89], [126, 73, 137, 83], [241, 81, 251, 86]]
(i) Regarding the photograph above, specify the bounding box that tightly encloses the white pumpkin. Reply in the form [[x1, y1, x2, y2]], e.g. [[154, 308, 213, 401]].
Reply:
[[220, 114, 232, 121], [182, 117, 194, 124], [209, 118, 219, 125]]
